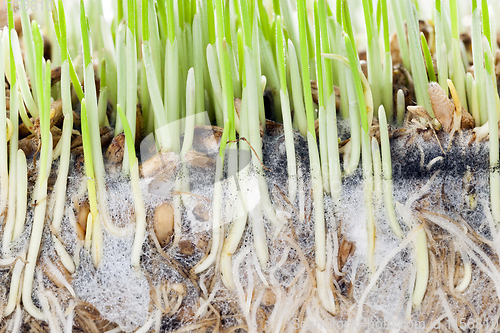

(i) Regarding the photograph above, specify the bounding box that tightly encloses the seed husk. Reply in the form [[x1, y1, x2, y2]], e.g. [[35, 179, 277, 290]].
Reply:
[[154, 203, 175, 248]]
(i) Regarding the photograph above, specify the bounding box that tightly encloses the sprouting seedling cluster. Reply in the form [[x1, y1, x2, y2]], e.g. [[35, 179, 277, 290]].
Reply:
[[0, 0, 500, 329]]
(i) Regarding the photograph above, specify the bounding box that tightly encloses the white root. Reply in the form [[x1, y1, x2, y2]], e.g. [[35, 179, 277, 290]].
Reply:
[[37, 271, 59, 332], [3, 254, 25, 317], [396, 202, 429, 308], [454, 244, 472, 293], [354, 224, 424, 330], [421, 210, 500, 300], [308, 131, 326, 272], [45, 259, 75, 297], [11, 305, 22, 333], [437, 289, 460, 333], [131, 159, 147, 269], [361, 128, 375, 274], [65, 301, 75, 333], [221, 173, 248, 290], [22, 134, 53, 320], [194, 159, 224, 274]]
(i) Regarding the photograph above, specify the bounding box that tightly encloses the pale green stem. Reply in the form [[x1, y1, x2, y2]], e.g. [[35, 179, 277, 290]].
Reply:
[[383, 51, 393, 121], [308, 131, 326, 271], [2, 83, 18, 256], [165, 39, 180, 152], [434, 10, 449, 94], [131, 160, 146, 269], [192, 14, 205, 118], [11, 31, 38, 117], [12, 149, 27, 240], [344, 72, 361, 175], [450, 38, 467, 111], [471, 7, 487, 125], [397, 89, 405, 126], [371, 137, 382, 203], [466, 72, 480, 125], [319, 106, 329, 193], [123, 27, 139, 175], [391, 0, 411, 70], [288, 41, 307, 137], [3, 253, 25, 317], [404, 0, 433, 117], [362, 128, 375, 274], [114, 23, 127, 136], [142, 41, 170, 151], [326, 92, 342, 203], [0, 32, 7, 218], [20, 9, 37, 105], [379, 105, 404, 238], [485, 60, 500, 223], [280, 91, 297, 203], [194, 159, 224, 274]]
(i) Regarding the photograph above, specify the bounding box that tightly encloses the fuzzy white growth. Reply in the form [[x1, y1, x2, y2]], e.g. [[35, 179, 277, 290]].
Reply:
[[354, 224, 424, 329]]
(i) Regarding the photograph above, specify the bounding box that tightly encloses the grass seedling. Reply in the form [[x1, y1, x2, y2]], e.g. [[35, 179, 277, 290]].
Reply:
[[404, 0, 433, 117], [484, 51, 500, 223], [117, 105, 146, 270], [297, 0, 326, 273], [362, 0, 382, 113], [123, 0, 139, 175], [421, 33, 436, 82], [0, 33, 7, 219], [380, 0, 393, 121], [82, 0, 127, 239], [449, 0, 467, 111], [391, 0, 411, 70], [49, 0, 77, 274], [314, 2, 330, 193], [466, 72, 480, 125], [379, 106, 404, 238], [434, 0, 449, 94], [276, 16, 297, 203], [2, 1, 19, 257], [471, 0, 487, 125], [22, 25, 52, 318]]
